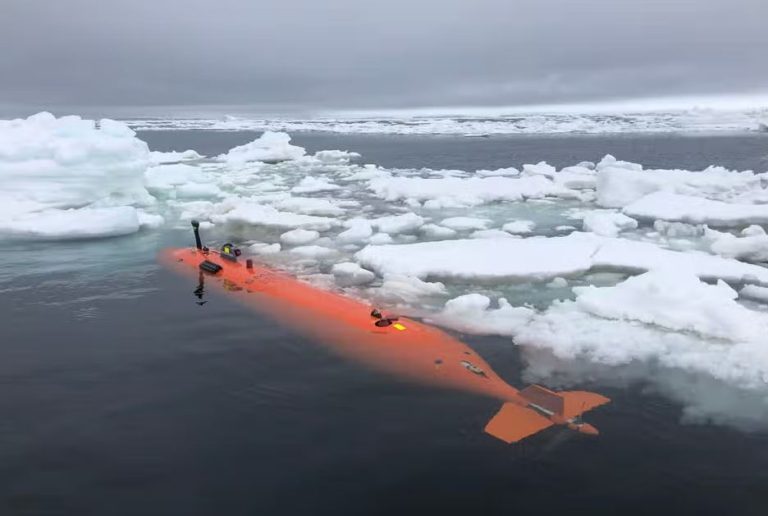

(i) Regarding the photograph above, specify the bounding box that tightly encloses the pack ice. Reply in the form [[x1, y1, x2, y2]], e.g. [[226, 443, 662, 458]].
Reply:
[[7, 112, 768, 426]]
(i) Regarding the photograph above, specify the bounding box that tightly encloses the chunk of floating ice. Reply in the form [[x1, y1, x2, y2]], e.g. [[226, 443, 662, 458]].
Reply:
[[149, 149, 204, 164], [502, 220, 535, 234], [436, 270, 768, 389], [470, 229, 516, 239], [218, 131, 305, 164], [355, 232, 768, 285], [546, 277, 569, 288], [420, 224, 457, 239], [0, 206, 140, 240], [338, 219, 374, 243], [596, 154, 643, 172], [574, 271, 761, 341], [739, 284, 768, 303], [653, 220, 705, 238], [369, 233, 394, 245], [624, 192, 768, 227], [524, 272, 768, 388], [371, 212, 424, 234], [375, 274, 448, 303], [175, 183, 224, 199], [743, 225, 767, 237], [274, 197, 346, 216], [440, 216, 491, 231], [211, 203, 338, 231], [522, 161, 557, 179], [476, 167, 519, 177], [0, 112, 153, 240], [556, 166, 597, 190], [289, 245, 337, 258], [312, 150, 360, 164], [433, 294, 534, 335], [332, 262, 375, 286], [356, 234, 595, 281], [369, 174, 578, 207], [144, 164, 208, 193], [597, 163, 764, 208], [137, 211, 165, 229], [706, 226, 768, 262], [248, 242, 281, 255], [291, 176, 342, 194], [582, 210, 638, 237], [280, 228, 320, 246]]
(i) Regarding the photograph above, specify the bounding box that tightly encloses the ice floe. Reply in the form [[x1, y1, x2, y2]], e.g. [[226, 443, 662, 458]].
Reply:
[[739, 284, 768, 303], [434, 270, 768, 390], [581, 210, 638, 237], [338, 219, 374, 243], [502, 220, 535, 234], [248, 242, 281, 255], [0, 112, 155, 240], [0, 207, 143, 240], [355, 233, 768, 284], [289, 245, 337, 258], [370, 213, 424, 234], [625, 192, 768, 227], [210, 202, 338, 231], [217, 131, 305, 164], [369, 174, 579, 207], [706, 226, 768, 262], [332, 262, 375, 286], [150, 149, 204, 164], [291, 176, 342, 194], [440, 217, 491, 231], [596, 158, 766, 208], [420, 224, 457, 239], [280, 228, 320, 246]]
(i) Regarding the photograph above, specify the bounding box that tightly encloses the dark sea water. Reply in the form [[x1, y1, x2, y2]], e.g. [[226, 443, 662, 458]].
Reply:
[[2, 132, 768, 516]]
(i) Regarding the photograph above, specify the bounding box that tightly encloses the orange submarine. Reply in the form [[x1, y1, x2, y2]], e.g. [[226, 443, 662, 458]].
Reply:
[[160, 221, 610, 444]]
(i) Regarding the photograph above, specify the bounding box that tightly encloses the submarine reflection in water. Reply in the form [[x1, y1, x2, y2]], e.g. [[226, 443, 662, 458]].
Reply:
[[160, 223, 610, 444]]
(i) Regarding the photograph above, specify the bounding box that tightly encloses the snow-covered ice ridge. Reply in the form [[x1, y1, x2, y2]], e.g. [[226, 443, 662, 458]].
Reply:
[[126, 110, 768, 135], [6, 112, 768, 426]]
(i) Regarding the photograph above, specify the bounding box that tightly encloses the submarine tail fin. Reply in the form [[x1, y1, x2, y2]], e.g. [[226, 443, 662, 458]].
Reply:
[[484, 402, 554, 443], [485, 386, 611, 443], [557, 390, 611, 419]]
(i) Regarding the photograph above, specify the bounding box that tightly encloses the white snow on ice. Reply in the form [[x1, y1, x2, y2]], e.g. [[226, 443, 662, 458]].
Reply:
[[0, 112, 155, 240]]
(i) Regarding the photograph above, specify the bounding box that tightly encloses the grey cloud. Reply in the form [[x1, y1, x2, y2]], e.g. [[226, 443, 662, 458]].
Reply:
[[1, 0, 767, 115]]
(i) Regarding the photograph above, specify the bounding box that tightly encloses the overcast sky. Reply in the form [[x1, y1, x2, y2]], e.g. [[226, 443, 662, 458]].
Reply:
[[2, 0, 767, 116]]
